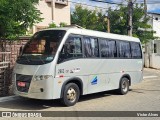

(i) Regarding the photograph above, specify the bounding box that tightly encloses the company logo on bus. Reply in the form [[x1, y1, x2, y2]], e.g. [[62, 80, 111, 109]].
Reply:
[[91, 76, 98, 85]]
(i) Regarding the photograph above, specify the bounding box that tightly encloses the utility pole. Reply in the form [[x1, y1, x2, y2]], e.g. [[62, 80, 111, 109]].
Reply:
[[128, 0, 133, 36], [144, 0, 147, 18], [144, 0, 150, 68]]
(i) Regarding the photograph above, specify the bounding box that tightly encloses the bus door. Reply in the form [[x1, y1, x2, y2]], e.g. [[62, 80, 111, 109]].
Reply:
[[83, 37, 108, 93]]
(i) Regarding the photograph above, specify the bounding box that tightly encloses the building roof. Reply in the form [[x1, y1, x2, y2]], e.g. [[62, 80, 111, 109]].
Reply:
[[148, 12, 160, 15]]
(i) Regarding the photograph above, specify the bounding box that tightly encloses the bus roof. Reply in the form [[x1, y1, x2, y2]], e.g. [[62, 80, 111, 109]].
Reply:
[[43, 27, 140, 42]]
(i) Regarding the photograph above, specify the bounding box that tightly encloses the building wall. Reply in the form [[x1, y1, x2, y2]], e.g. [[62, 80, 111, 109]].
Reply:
[[145, 13, 160, 69], [36, 0, 52, 27], [32, 0, 71, 33], [153, 14, 160, 37], [54, 3, 71, 26], [150, 54, 160, 69]]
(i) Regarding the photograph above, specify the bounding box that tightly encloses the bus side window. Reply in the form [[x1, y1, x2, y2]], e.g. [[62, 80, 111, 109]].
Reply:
[[83, 37, 99, 57], [117, 41, 131, 58], [99, 39, 116, 58], [131, 42, 142, 58], [58, 35, 82, 63]]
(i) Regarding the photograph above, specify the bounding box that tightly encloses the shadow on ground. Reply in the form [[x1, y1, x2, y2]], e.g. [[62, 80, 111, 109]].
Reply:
[[131, 88, 160, 93], [0, 90, 120, 110]]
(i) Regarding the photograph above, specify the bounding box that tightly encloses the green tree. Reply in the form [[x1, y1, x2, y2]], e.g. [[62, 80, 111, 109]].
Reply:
[[48, 22, 57, 28], [60, 22, 68, 27], [71, 5, 107, 31], [71, 4, 156, 43], [0, 0, 42, 40], [48, 22, 67, 28], [108, 4, 156, 43]]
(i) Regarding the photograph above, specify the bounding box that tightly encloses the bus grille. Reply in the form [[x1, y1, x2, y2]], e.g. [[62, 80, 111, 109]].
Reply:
[[16, 74, 32, 93]]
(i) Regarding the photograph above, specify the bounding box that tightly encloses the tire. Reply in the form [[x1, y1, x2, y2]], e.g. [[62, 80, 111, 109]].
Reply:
[[61, 83, 80, 106], [118, 77, 129, 95]]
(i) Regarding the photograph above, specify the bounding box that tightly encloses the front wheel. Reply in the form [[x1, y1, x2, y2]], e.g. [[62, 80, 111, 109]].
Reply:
[[61, 83, 80, 106], [118, 77, 129, 95]]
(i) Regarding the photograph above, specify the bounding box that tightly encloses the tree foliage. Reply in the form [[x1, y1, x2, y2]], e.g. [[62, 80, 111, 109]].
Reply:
[[60, 22, 68, 27], [48, 22, 68, 28], [71, 5, 107, 31], [48, 22, 57, 28], [0, 0, 42, 40], [71, 4, 156, 43], [109, 4, 156, 43]]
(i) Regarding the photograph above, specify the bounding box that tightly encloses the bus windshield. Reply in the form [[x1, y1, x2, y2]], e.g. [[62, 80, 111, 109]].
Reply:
[[17, 30, 66, 65]]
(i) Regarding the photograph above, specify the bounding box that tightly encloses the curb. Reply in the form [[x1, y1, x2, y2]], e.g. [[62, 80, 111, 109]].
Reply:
[[0, 95, 20, 102]]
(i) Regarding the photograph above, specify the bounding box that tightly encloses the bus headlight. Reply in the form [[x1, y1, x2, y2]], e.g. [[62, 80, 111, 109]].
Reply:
[[34, 75, 52, 81]]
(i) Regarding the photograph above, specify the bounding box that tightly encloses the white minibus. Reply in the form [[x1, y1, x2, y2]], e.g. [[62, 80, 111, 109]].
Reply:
[[13, 28, 143, 106]]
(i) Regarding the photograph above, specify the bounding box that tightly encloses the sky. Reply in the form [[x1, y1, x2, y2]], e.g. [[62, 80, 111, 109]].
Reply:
[[71, 0, 160, 14]]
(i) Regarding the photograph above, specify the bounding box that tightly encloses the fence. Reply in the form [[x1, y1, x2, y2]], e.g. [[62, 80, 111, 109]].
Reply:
[[0, 52, 11, 96], [0, 37, 30, 96]]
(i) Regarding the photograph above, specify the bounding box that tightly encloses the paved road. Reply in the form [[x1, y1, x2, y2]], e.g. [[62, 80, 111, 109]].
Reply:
[[0, 68, 160, 120]]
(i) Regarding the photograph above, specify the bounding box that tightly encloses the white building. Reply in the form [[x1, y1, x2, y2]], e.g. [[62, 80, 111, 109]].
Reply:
[[31, 0, 71, 33], [145, 12, 160, 69]]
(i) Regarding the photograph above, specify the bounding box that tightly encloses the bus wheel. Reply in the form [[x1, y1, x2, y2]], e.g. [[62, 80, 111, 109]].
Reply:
[[118, 77, 129, 95], [61, 83, 80, 106]]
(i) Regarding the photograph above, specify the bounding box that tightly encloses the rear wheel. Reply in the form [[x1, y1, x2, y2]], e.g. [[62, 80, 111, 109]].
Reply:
[[61, 83, 80, 106], [118, 77, 129, 95]]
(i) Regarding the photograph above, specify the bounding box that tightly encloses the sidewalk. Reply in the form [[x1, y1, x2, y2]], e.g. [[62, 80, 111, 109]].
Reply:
[[0, 95, 20, 102], [144, 67, 160, 73]]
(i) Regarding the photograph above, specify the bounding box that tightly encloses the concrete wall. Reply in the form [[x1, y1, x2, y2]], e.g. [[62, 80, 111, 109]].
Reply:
[[150, 53, 160, 69], [151, 14, 160, 69], [0, 38, 29, 96], [145, 40, 160, 69], [145, 13, 160, 69]]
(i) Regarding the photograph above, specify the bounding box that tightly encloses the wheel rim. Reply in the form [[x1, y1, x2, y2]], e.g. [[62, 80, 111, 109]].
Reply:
[[67, 87, 77, 103], [122, 81, 128, 92]]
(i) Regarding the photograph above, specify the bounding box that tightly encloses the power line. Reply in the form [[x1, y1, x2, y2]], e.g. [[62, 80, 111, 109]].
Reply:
[[70, 1, 117, 11], [89, 0, 160, 4], [70, 0, 160, 25], [133, 0, 160, 4], [136, 2, 160, 4], [71, 0, 160, 10], [70, 0, 160, 14], [89, 0, 124, 5]]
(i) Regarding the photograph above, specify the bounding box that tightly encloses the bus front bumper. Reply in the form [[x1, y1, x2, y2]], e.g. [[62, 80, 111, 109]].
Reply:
[[13, 75, 55, 100]]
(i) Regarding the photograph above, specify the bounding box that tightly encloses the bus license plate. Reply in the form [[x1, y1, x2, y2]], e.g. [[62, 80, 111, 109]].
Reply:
[[18, 82, 26, 87]]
